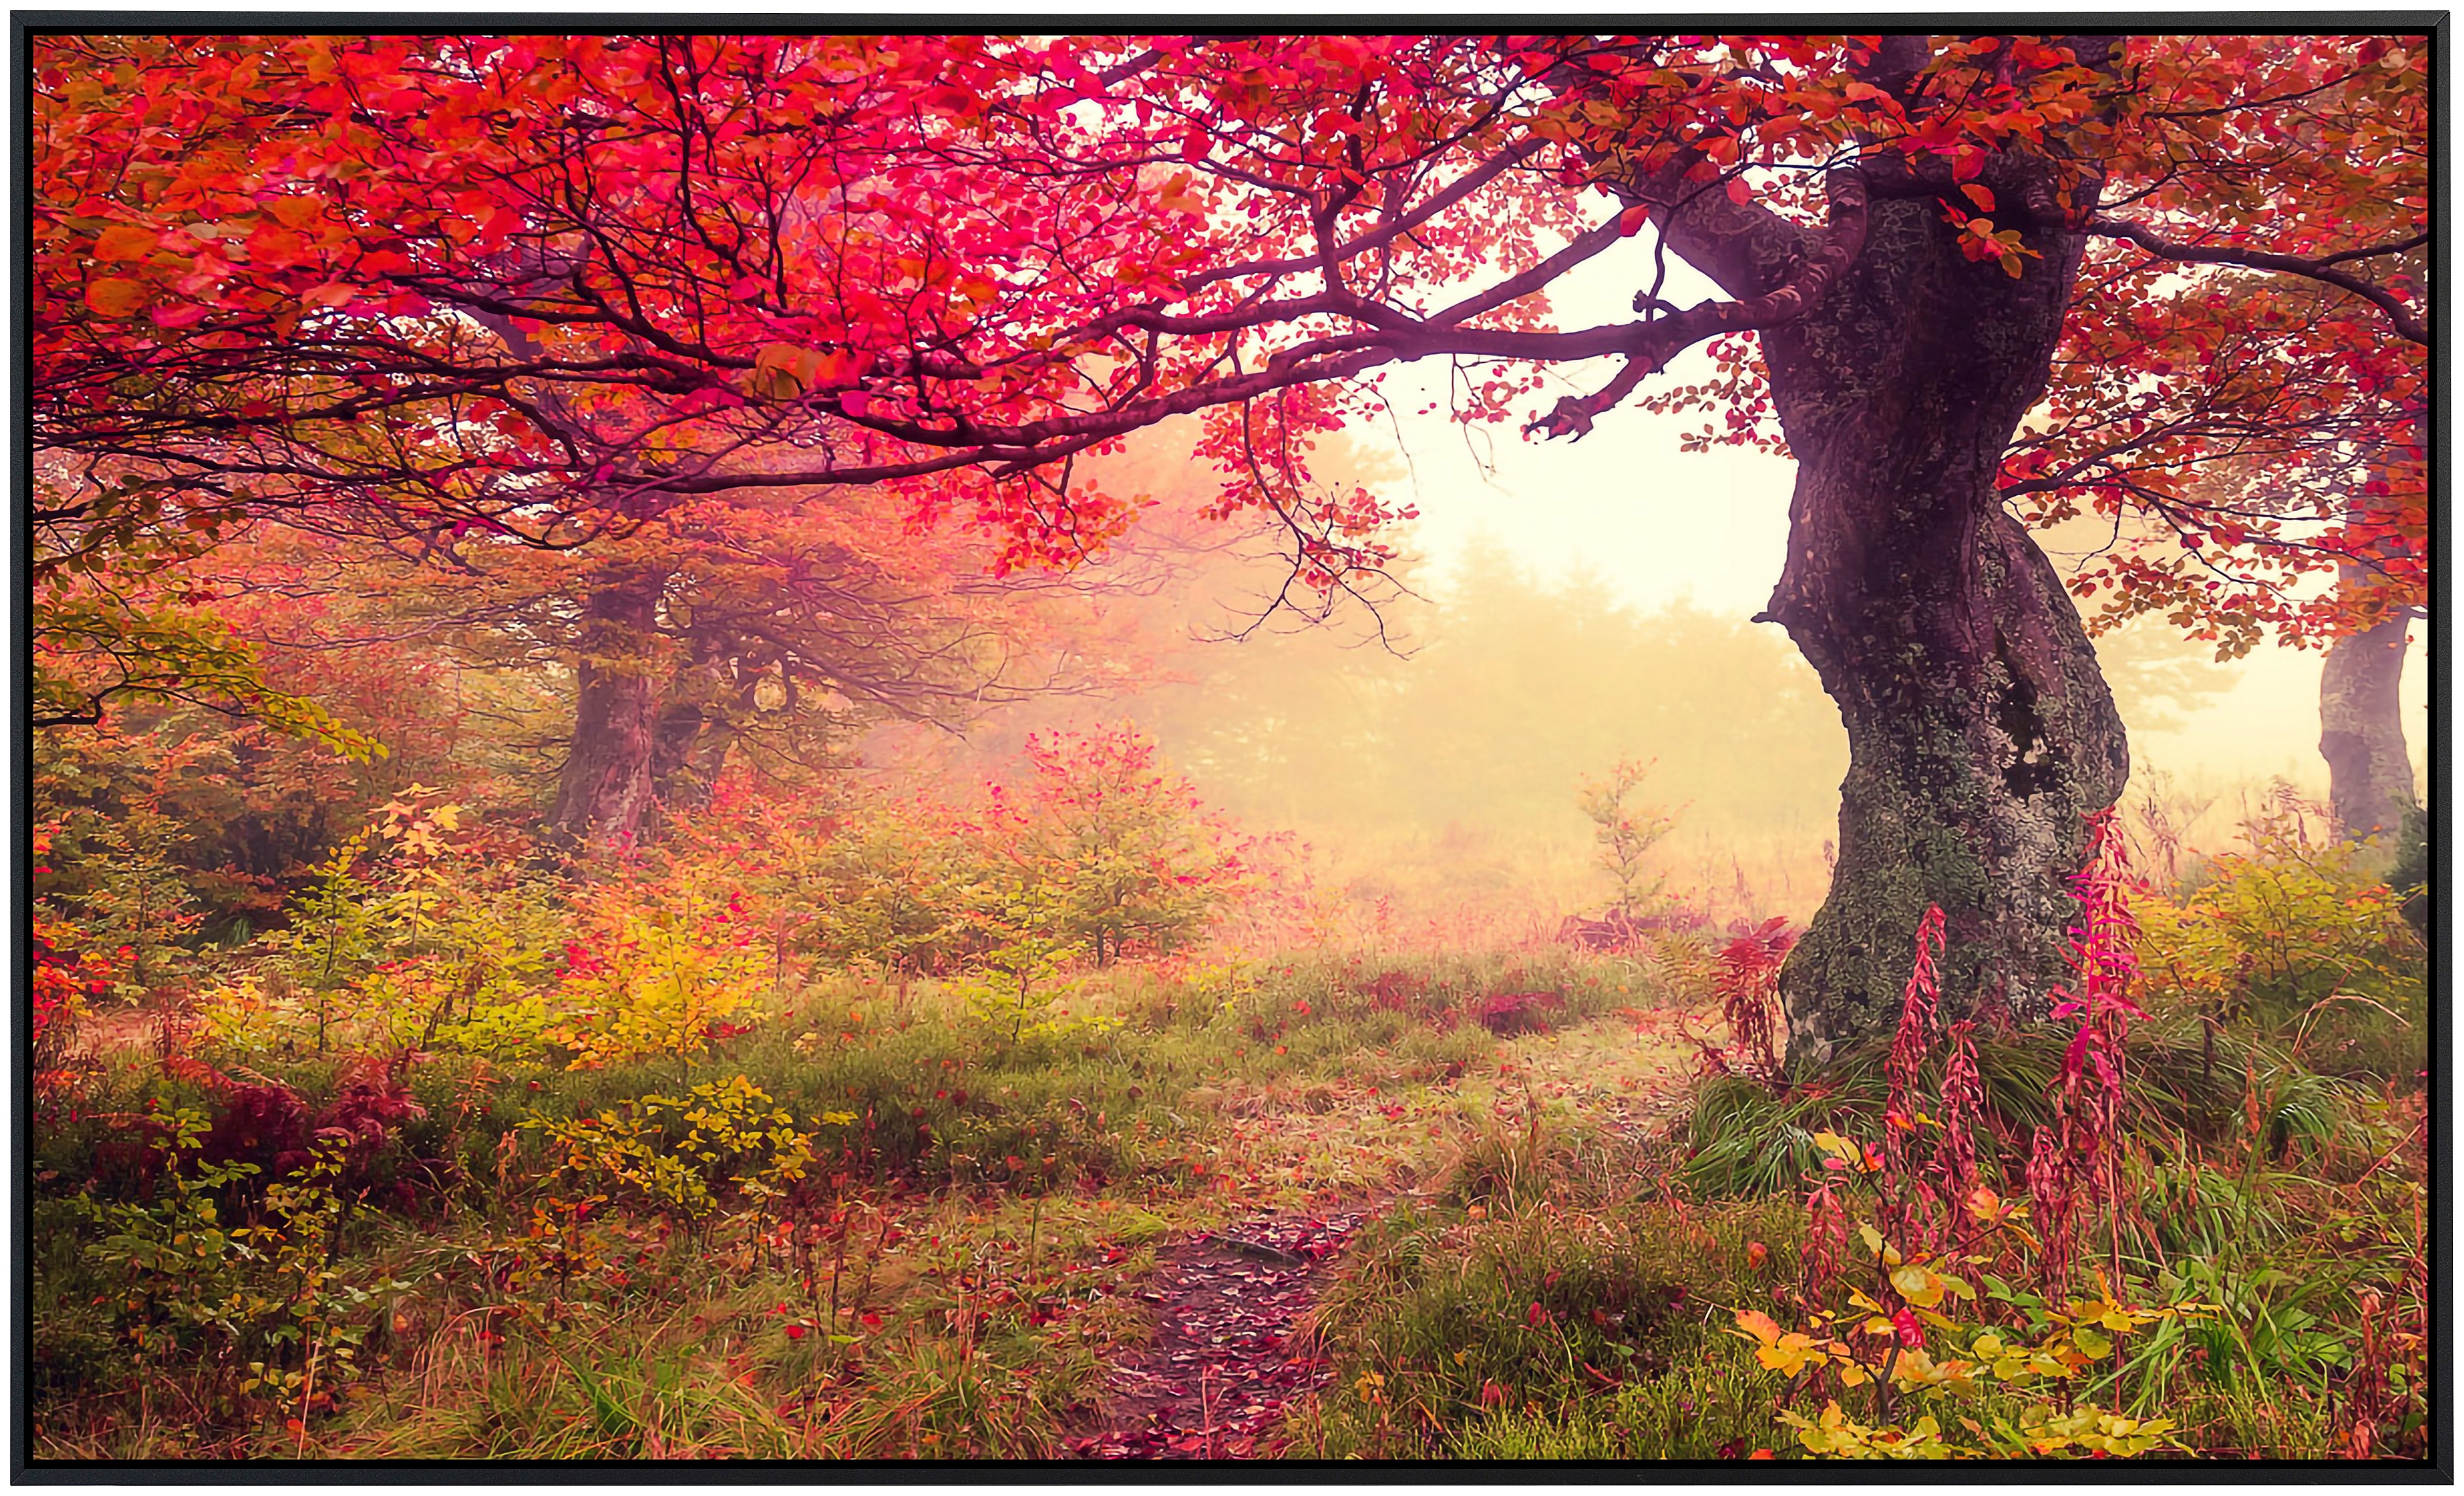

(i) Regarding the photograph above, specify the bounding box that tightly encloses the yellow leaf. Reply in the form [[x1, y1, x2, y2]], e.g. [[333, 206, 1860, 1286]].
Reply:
[[1773, 1333, 1828, 1377], [1891, 1264, 1946, 1309], [1732, 1309, 1785, 1347], [1732, 1311, 1826, 1376]]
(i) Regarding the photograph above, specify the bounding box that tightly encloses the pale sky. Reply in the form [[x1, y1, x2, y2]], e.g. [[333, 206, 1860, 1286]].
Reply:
[[1350, 225, 2429, 798]]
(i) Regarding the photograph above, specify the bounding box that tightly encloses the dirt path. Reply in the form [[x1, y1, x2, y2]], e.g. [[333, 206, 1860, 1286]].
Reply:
[[1067, 1208, 1366, 1459]]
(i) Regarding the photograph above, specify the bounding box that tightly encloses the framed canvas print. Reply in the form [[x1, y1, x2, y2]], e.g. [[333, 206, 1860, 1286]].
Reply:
[[17, 16, 2443, 1478]]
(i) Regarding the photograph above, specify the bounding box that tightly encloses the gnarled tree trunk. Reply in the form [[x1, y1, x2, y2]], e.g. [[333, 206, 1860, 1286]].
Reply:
[[547, 567, 669, 850], [2319, 605, 2416, 844], [1664, 163, 2128, 1068]]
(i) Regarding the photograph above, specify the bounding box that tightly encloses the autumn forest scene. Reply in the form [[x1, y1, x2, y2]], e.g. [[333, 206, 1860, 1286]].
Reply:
[[25, 31, 2433, 1464]]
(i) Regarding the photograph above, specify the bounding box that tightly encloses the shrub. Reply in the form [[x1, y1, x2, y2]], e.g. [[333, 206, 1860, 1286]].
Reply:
[[713, 728, 1255, 990], [547, 887, 767, 1070], [2388, 802, 2428, 936], [528, 1074, 830, 1229], [1575, 758, 1676, 919], [81, 1108, 408, 1409], [1012, 725, 1250, 966], [2138, 818, 2421, 1021], [192, 789, 566, 1061], [2136, 815, 2423, 1080], [32, 907, 114, 1115]]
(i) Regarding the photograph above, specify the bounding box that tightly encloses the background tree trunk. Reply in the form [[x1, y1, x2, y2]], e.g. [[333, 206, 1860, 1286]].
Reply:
[[647, 632, 740, 833], [2319, 603, 2416, 844], [547, 568, 669, 850], [1671, 182, 2129, 1067]]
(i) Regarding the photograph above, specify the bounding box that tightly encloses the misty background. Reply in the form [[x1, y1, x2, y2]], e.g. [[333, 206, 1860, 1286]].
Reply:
[[864, 249, 2426, 932]]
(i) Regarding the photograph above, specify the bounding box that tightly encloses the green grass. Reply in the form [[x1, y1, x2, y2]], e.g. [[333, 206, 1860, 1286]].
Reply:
[[30, 945, 1700, 1460], [29, 935, 2428, 1462], [1677, 1012, 2392, 1200], [1284, 1193, 1800, 1459]]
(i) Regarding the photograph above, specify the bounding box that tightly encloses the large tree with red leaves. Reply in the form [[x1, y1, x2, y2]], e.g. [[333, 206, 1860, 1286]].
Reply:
[[34, 31, 2428, 1060]]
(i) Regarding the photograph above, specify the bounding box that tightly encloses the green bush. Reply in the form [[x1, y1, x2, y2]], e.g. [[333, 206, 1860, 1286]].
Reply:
[[2137, 822, 2424, 1081]]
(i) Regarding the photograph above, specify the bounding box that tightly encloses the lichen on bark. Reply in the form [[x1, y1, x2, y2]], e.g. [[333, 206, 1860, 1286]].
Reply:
[[1667, 187, 2131, 1068]]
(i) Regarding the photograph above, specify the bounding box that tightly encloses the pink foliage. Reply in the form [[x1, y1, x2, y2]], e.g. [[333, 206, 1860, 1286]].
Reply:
[[2047, 809, 2146, 1150], [1936, 1019, 1985, 1203], [1881, 905, 1945, 1184], [2033, 807, 2144, 1287]]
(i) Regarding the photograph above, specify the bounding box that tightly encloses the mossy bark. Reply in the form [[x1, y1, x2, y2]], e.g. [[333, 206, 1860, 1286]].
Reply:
[[2319, 608, 2416, 844], [1669, 186, 2129, 1068]]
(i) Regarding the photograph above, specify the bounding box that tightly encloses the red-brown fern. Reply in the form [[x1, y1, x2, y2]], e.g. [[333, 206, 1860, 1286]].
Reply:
[[1713, 915, 1795, 1082]]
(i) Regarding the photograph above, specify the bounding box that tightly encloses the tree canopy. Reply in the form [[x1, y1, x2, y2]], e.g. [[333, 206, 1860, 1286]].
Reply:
[[36, 33, 2424, 619]]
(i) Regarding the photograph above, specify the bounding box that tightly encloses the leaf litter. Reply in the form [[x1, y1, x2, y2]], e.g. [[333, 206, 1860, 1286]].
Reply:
[[1068, 1207, 1364, 1459]]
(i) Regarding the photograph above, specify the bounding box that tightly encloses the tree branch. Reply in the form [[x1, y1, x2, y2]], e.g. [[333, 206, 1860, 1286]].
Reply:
[[2091, 218, 2428, 346], [1525, 170, 1870, 441]]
